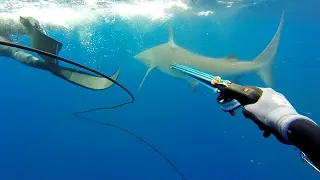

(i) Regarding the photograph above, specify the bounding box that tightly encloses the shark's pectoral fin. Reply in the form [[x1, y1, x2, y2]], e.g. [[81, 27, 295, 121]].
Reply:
[[138, 65, 156, 91]]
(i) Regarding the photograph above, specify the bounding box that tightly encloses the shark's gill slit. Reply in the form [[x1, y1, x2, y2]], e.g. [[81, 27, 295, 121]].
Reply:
[[0, 40, 187, 180]]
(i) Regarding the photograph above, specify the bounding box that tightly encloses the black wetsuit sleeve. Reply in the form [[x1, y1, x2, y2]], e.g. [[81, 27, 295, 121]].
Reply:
[[288, 120, 320, 170]]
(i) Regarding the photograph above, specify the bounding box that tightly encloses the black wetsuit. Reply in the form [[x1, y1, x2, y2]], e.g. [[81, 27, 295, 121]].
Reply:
[[288, 119, 320, 170]]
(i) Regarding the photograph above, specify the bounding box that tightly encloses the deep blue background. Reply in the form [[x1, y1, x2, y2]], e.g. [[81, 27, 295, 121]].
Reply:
[[0, 0, 319, 179]]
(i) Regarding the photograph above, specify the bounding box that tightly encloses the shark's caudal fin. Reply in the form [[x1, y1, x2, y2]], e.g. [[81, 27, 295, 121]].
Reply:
[[252, 11, 284, 87]]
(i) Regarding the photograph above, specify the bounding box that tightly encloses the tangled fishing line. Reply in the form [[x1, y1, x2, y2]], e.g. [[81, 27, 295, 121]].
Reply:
[[0, 41, 187, 180]]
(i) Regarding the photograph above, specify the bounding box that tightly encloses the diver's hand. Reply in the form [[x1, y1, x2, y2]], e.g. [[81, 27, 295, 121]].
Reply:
[[242, 87, 317, 144]]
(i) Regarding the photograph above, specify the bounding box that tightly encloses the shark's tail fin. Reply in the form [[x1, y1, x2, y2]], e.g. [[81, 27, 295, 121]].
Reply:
[[252, 11, 284, 87]]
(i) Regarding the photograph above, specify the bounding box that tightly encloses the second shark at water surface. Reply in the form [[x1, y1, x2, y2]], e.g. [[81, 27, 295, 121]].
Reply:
[[134, 12, 285, 91]]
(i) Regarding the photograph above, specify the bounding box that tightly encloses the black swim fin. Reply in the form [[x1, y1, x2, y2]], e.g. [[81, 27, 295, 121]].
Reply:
[[50, 66, 120, 90], [20, 16, 63, 65]]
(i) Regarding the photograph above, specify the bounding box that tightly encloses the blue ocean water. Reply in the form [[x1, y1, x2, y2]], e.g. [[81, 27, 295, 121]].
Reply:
[[0, 0, 319, 180]]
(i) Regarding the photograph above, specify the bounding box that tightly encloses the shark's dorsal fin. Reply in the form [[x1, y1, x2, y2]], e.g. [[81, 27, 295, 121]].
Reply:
[[169, 24, 176, 49], [169, 24, 174, 43], [138, 65, 156, 91]]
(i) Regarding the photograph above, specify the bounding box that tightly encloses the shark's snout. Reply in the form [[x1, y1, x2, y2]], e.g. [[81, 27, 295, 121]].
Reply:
[[133, 53, 143, 61]]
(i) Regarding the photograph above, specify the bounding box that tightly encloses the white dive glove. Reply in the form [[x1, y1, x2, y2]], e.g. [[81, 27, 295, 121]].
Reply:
[[221, 87, 318, 144]]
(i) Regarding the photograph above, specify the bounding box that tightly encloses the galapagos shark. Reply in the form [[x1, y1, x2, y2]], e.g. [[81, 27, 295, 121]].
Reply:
[[134, 12, 284, 91]]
